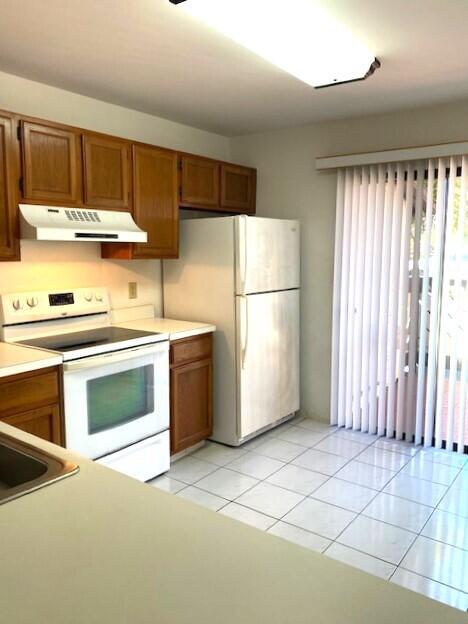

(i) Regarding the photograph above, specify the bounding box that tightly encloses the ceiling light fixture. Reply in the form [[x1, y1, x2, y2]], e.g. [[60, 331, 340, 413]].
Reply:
[[168, 0, 380, 89]]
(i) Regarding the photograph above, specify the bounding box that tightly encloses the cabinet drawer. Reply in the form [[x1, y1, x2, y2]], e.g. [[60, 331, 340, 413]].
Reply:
[[170, 333, 212, 367], [0, 367, 60, 418]]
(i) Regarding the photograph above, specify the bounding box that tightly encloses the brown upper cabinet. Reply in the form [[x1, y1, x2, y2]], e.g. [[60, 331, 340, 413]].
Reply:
[[0, 113, 19, 260], [179, 155, 220, 209], [102, 144, 178, 260], [178, 154, 257, 214], [0, 108, 256, 261], [221, 164, 256, 214], [20, 120, 82, 205], [83, 134, 131, 211], [133, 145, 178, 259]]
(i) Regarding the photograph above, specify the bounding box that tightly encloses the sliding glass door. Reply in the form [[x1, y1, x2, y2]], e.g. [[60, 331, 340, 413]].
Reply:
[[433, 161, 468, 451], [331, 157, 467, 453]]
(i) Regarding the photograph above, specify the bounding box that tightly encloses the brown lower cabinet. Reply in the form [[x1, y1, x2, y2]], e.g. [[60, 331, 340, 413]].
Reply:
[[2, 405, 61, 445], [0, 366, 63, 445], [170, 333, 213, 455]]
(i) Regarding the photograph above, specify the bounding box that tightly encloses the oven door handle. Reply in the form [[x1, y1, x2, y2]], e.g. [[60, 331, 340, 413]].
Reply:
[[63, 342, 168, 373]]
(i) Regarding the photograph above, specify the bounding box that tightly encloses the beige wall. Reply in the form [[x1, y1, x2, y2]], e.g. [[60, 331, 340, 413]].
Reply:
[[1, 241, 162, 314], [230, 100, 468, 422], [0, 71, 230, 315], [0, 71, 230, 159], [4, 69, 468, 423]]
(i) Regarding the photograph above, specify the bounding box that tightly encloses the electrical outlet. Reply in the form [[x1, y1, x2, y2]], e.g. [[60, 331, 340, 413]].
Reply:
[[128, 282, 138, 300]]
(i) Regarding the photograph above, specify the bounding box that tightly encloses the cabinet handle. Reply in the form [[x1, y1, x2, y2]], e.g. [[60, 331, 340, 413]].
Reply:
[[241, 295, 249, 370]]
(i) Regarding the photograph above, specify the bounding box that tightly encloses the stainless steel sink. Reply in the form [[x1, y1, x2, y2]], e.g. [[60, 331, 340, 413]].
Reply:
[[0, 432, 79, 505]]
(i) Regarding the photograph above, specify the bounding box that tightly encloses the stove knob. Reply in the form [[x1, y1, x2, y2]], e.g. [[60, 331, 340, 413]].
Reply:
[[27, 297, 38, 308], [12, 299, 23, 311], [94, 292, 103, 302], [84, 292, 93, 302]]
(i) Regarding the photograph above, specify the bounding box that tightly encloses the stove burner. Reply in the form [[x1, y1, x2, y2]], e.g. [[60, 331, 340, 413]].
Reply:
[[18, 326, 161, 354]]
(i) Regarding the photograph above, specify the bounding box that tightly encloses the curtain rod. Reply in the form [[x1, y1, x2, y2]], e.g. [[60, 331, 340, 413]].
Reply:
[[316, 140, 468, 170]]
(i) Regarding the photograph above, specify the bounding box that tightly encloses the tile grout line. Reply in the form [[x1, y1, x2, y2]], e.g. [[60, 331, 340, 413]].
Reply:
[[194, 416, 322, 521], [389, 459, 468, 576], [261, 431, 466, 594], [160, 423, 468, 598], [228, 428, 385, 539], [264, 429, 422, 563], [169, 421, 308, 506], [322, 541, 398, 578], [273, 431, 462, 576], [393, 458, 467, 574], [349, 438, 467, 588], [217, 427, 366, 535], [321, 438, 422, 564], [175, 425, 349, 528], [171, 425, 411, 528], [394, 565, 468, 597]]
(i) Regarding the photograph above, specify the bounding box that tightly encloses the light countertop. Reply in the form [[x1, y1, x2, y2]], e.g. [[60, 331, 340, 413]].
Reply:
[[0, 342, 62, 378], [116, 317, 216, 341], [0, 423, 465, 624]]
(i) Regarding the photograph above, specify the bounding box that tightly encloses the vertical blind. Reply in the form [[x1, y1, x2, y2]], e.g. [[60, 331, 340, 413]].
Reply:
[[331, 157, 468, 452]]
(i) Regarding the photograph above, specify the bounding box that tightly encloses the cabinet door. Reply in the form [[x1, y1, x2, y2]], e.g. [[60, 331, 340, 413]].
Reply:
[[221, 164, 256, 214], [21, 120, 82, 204], [237, 289, 299, 439], [0, 367, 60, 418], [179, 155, 219, 209], [83, 134, 131, 210], [170, 358, 213, 455], [2, 404, 62, 445], [133, 145, 178, 258], [0, 114, 19, 260]]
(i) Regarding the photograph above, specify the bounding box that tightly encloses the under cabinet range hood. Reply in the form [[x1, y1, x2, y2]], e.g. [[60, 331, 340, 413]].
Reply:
[[19, 205, 148, 243]]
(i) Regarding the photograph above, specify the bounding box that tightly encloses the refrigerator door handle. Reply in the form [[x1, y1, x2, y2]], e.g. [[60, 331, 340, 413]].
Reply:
[[241, 295, 249, 369]]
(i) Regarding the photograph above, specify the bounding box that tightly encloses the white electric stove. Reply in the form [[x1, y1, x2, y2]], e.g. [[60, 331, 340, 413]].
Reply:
[[0, 287, 170, 482]]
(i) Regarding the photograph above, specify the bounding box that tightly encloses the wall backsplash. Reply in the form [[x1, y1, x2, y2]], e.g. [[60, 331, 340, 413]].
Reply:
[[0, 241, 163, 315], [0, 69, 232, 323]]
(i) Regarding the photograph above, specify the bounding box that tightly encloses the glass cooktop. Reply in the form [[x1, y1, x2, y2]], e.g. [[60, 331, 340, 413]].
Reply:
[[18, 326, 161, 354]]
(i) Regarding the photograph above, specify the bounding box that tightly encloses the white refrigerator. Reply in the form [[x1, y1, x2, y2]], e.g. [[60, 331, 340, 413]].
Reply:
[[163, 215, 300, 446]]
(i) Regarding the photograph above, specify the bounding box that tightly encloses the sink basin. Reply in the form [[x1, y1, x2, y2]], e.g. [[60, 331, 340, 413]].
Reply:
[[0, 432, 79, 505]]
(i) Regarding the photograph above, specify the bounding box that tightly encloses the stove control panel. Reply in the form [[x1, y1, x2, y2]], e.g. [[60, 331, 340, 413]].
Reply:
[[0, 287, 110, 326], [49, 292, 74, 307]]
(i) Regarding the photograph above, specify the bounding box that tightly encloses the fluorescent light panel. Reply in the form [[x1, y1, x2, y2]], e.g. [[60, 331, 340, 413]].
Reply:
[[173, 0, 376, 88]]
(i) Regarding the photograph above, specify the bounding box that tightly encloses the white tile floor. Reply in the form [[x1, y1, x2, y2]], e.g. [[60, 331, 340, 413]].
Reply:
[[149, 416, 468, 612]]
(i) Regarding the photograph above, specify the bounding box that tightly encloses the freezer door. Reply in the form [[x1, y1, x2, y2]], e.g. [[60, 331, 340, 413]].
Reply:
[[235, 216, 300, 295], [237, 289, 300, 439]]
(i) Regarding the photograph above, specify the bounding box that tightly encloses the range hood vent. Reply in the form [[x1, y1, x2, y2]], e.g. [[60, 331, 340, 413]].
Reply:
[[19, 205, 148, 243]]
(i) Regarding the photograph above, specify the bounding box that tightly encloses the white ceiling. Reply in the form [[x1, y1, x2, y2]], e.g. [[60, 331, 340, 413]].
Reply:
[[1, 0, 468, 136]]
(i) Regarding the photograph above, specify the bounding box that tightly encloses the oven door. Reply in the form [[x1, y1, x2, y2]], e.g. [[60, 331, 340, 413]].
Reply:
[[63, 342, 169, 459]]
